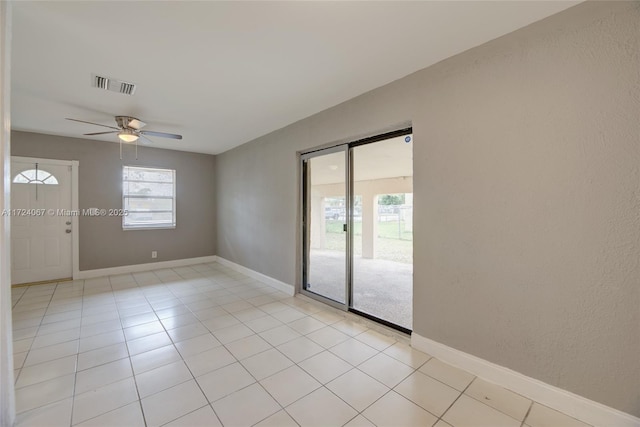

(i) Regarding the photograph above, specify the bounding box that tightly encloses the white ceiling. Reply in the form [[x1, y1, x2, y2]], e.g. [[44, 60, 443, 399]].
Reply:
[[11, 1, 578, 155]]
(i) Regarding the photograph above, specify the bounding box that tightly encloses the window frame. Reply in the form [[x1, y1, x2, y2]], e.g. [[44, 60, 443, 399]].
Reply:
[[122, 165, 176, 230]]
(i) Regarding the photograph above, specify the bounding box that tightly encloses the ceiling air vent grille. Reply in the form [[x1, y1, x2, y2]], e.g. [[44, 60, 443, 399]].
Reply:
[[94, 75, 109, 90], [119, 82, 136, 95], [92, 74, 137, 96]]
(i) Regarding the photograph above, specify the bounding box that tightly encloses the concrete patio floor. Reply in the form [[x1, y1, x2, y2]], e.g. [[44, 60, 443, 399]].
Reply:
[[307, 249, 412, 329]]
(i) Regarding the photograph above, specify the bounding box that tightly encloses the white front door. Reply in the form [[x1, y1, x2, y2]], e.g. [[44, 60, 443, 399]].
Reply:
[[11, 159, 73, 285]]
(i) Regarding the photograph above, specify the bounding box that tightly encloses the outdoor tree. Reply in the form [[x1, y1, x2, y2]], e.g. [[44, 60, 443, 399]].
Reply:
[[378, 194, 405, 205]]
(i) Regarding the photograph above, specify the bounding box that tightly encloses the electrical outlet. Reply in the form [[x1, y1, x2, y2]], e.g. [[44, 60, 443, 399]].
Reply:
[[151, 251, 157, 259]]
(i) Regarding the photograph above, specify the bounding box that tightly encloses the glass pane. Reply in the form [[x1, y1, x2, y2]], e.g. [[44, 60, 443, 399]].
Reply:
[[305, 150, 346, 304], [124, 197, 173, 211], [13, 169, 58, 185], [122, 166, 176, 229], [124, 211, 174, 228], [124, 181, 174, 197], [13, 174, 30, 183], [43, 175, 59, 184], [352, 134, 413, 329], [21, 169, 37, 180], [124, 167, 174, 183]]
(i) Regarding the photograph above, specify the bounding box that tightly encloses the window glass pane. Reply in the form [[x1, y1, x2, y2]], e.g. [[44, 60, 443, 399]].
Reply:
[[123, 168, 174, 183], [124, 197, 173, 211], [13, 169, 58, 185], [123, 166, 175, 229], [22, 170, 37, 180], [124, 181, 174, 197], [124, 212, 174, 227]]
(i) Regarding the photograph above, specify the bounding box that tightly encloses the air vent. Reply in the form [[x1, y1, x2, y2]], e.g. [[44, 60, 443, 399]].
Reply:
[[94, 75, 109, 90], [119, 82, 136, 95], [92, 74, 137, 96]]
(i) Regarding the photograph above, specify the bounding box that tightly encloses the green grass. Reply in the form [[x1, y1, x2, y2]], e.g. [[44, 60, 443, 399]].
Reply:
[[323, 220, 413, 263], [325, 220, 413, 241]]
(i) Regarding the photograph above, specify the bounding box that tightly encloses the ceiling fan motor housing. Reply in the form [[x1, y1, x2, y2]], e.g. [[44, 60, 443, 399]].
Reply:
[[115, 116, 146, 130]]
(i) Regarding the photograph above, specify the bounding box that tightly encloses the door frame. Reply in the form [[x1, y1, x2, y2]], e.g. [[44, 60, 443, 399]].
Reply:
[[11, 156, 80, 282], [300, 144, 351, 311], [298, 127, 413, 332]]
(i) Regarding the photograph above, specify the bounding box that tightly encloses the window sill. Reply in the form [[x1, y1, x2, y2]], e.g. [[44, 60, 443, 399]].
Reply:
[[123, 226, 176, 231]]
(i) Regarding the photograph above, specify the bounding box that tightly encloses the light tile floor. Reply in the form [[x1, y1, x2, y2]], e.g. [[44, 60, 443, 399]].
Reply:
[[11, 262, 591, 427]]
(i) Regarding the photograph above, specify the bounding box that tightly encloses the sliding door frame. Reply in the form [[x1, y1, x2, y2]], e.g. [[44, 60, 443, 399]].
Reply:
[[300, 127, 413, 332], [300, 144, 350, 311]]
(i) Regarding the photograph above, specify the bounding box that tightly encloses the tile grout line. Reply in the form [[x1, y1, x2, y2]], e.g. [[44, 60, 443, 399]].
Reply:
[[156, 267, 227, 427], [76, 277, 134, 425], [12, 282, 58, 414], [13, 263, 587, 427], [120, 273, 150, 427], [67, 278, 84, 427], [344, 355, 433, 425], [65, 276, 138, 426], [16, 270, 365, 425], [433, 374, 476, 426], [520, 401, 534, 427], [462, 379, 532, 424], [356, 358, 435, 422], [157, 271, 377, 426], [153, 268, 345, 425], [145, 266, 250, 425]]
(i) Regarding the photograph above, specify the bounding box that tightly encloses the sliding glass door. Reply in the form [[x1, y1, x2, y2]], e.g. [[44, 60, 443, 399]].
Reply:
[[301, 146, 349, 308], [351, 136, 413, 330], [301, 129, 413, 331]]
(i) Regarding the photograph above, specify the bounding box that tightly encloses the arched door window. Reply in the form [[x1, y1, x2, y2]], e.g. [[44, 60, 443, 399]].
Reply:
[[13, 169, 59, 185]]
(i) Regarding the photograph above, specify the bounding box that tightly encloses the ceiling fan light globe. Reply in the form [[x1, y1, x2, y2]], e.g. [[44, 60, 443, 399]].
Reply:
[[118, 131, 139, 143]]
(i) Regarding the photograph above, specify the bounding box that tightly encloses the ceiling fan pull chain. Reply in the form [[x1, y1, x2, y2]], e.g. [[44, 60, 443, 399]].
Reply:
[[120, 140, 123, 160], [135, 139, 138, 160]]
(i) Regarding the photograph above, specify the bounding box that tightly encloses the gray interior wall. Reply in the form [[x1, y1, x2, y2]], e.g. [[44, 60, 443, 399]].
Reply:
[[216, 2, 640, 416], [12, 131, 216, 270]]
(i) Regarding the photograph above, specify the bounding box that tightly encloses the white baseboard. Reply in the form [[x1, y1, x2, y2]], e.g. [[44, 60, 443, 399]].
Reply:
[[215, 257, 295, 296], [411, 333, 639, 427], [75, 255, 218, 279], [75, 255, 296, 297]]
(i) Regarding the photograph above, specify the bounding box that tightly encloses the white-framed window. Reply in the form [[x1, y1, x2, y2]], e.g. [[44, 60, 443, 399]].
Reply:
[[123, 166, 176, 230]]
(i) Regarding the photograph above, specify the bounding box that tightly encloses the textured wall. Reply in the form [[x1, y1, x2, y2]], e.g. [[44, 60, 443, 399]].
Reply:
[[412, 1, 640, 416], [12, 132, 216, 270], [216, 1, 640, 416]]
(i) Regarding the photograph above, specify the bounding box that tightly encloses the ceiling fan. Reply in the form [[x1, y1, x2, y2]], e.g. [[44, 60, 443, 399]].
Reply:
[[65, 115, 182, 144]]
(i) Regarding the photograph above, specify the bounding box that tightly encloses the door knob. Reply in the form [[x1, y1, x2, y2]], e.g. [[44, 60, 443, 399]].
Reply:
[[65, 229, 72, 233]]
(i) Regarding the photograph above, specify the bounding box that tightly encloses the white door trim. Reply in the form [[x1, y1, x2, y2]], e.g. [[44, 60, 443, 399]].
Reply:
[[11, 156, 80, 281], [0, 1, 14, 424]]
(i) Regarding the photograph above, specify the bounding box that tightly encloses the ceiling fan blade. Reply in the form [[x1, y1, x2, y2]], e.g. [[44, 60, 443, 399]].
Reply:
[[139, 134, 155, 145], [66, 118, 119, 130], [140, 130, 182, 140], [84, 131, 118, 136]]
